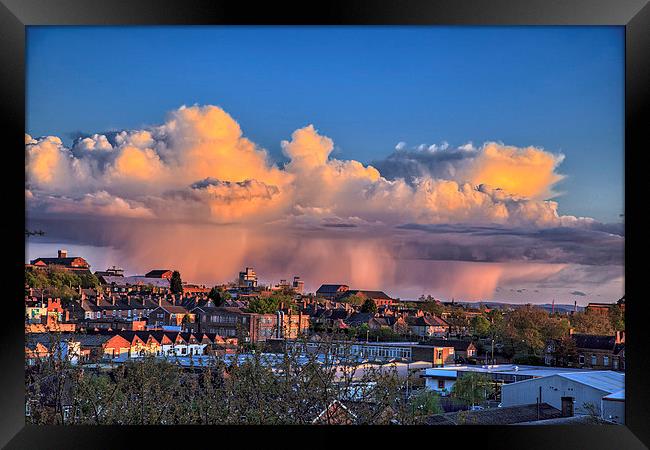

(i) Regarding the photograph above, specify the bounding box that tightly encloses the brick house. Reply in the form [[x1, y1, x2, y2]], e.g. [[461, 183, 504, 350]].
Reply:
[[411, 344, 456, 366], [277, 309, 310, 339], [338, 290, 396, 307], [29, 249, 90, 272], [145, 269, 174, 279], [69, 295, 163, 323], [406, 315, 450, 337], [585, 302, 616, 316], [316, 284, 349, 300], [368, 315, 409, 334], [422, 338, 477, 361], [545, 331, 625, 371], [148, 305, 195, 330], [573, 331, 625, 371], [192, 306, 277, 342]]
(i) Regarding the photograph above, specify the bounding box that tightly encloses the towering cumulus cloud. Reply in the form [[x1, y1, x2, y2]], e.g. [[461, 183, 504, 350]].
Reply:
[[26, 104, 623, 301]]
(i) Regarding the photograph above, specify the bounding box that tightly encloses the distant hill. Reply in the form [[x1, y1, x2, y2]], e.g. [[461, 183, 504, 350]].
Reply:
[[399, 298, 585, 312], [464, 301, 584, 312]]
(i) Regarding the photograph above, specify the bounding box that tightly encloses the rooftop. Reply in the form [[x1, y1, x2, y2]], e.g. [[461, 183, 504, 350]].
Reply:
[[102, 275, 171, 288], [316, 284, 348, 293], [423, 364, 605, 379], [554, 371, 624, 394], [426, 403, 562, 425], [603, 389, 625, 401]]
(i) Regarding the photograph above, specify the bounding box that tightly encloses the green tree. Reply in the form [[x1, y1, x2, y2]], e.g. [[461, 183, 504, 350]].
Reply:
[[368, 327, 400, 342], [208, 286, 224, 306], [419, 299, 444, 316], [571, 310, 614, 335], [24, 267, 85, 300], [410, 389, 443, 418], [446, 309, 469, 335], [608, 305, 625, 332], [247, 293, 292, 314], [552, 335, 578, 366], [343, 294, 365, 306], [360, 298, 378, 313], [169, 271, 183, 296], [451, 372, 491, 407], [78, 273, 100, 289], [470, 315, 491, 337], [503, 305, 559, 356]]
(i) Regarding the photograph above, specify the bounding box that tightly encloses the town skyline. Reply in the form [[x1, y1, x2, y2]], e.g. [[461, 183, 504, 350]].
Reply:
[[25, 243, 617, 306]]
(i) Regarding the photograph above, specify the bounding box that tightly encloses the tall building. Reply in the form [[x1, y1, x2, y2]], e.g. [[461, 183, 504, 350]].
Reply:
[[292, 276, 305, 294], [238, 267, 257, 288]]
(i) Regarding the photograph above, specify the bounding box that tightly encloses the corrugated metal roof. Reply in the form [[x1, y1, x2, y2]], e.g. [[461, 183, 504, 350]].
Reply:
[[558, 371, 624, 394], [603, 389, 625, 400]]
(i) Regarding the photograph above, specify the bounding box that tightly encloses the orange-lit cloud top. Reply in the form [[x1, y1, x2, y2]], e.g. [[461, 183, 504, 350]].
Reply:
[[26, 104, 587, 229], [460, 142, 565, 199]]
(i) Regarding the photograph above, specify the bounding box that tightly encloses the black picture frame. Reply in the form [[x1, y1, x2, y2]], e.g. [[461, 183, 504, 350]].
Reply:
[[1, 0, 647, 448]]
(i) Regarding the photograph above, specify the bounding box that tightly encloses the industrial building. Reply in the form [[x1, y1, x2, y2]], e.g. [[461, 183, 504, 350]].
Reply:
[[501, 371, 624, 424]]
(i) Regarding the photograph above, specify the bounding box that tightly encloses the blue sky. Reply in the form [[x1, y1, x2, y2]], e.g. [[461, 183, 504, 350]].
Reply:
[[26, 26, 624, 222]]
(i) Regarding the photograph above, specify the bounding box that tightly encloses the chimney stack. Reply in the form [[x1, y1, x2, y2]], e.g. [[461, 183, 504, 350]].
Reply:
[[561, 397, 574, 417], [615, 330, 625, 344], [158, 298, 162, 307], [112, 297, 116, 306], [96, 297, 100, 307], [58, 249, 67, 258]]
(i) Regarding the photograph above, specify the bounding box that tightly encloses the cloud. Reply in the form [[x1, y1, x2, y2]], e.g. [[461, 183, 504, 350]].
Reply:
[[27, 104, 582, 228], [372, 141, 565, 199], [571, 290, 587, 296], [29, 191, 154, 219], [395, 223, 623, 266], [25, 104, 623, 301]]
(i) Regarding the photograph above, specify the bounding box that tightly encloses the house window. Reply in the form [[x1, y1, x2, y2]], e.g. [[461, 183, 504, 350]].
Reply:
[[613, 358, 619, 369], [62, 406, 72, 422], [438, 379, 445, 389], [591, 355, 597, 366], [578, 354, 585, 365]]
